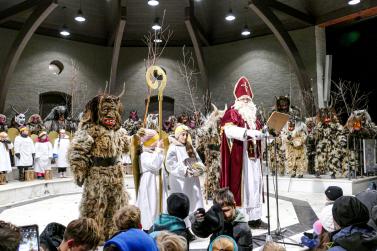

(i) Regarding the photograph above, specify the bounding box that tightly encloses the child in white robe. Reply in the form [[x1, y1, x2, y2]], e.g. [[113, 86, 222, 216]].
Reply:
[[14, 127, 35, 181], [52, 129, 70, 178], [135, 128, 165, 231], [34, 131, 53, 179], [166, 124, 205, 218], [0, 132, 13, 183]]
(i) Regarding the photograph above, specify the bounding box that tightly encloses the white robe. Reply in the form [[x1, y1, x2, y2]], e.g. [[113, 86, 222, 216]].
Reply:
[[0, 141, 13, 172], [34, 141, 53, 173], [52, 136, 70, 168], [14, 136, 35, 167], [135, 148, 164, 230], [224, 125, 263, 221], [166, 138, 204, 215]]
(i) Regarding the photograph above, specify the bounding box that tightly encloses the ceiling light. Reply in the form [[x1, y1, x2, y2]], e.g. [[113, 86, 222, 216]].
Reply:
[[74, 9, 86, 22], [241, 25, 251, 36], [60, 25, 70, 36], [154, 38, 162, 43], [152, 18, 161, 30], [148, 0, 159, 6], [348, 0, 360, 5], [225, 9, 236, 21]]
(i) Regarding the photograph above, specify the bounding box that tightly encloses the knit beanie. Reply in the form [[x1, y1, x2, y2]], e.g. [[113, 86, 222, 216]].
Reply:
[[332, 196, 369, 228], [319, 205, 335, 232], [140, 129, 159, 148], [167, 193, 190, 219], [174, 124, 190, 139], [325, 186, 343, 201]]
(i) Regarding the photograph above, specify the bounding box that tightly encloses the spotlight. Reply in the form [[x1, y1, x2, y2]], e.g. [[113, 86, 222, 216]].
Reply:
[[152, 18, 161, 30], [60, 25, 70, 36], [348, 0, 360, 5], [154, 38, 162, 43], [225, 9, 236, 21], [74, 9, 86, 22], [241, 25, 251, 36], [148, 0, 159, 6]]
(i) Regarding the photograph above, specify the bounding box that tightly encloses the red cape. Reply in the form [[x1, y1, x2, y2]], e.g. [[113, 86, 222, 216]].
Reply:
[[220, 107, 261, 206]]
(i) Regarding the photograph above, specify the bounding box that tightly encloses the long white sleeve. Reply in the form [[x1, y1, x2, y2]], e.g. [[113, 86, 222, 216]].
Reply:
[[166, 146, 187, 178], [140, 150, 164, 173], [14, 137, 20, 154], [52, 139, 58, 155], [224, 125, 247, 141], [34, 142, 41, 159]]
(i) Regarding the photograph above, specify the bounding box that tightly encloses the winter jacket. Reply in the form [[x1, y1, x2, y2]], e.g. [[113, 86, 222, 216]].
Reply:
[[191, 205, 253, 251], [328, 225, 377, 251], [149, 213, 191, 248], [104, 228, 158, 251]]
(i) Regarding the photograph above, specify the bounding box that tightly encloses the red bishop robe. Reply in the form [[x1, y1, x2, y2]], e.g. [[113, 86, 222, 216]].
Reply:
[[220, 107, 262, 206]]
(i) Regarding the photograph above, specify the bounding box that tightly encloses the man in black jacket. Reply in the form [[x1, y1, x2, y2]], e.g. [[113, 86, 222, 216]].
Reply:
[[190, 188, 253, 250]]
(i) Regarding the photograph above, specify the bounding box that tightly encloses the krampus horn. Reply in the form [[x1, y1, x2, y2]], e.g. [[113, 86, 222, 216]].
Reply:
[[117, 82, 126, 98]]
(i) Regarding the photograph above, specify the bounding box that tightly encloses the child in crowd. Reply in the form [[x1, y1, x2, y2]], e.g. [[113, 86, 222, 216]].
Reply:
[[166, 124, 204, 217], [52, 129, 70, 178], [0, 132, 13, 184], [324, 186, 343, 206], [57, 218, 101, 251], [104, 205, 158, 251], [150, 193, 192, 246], [262, 241, 286, 251], [135, 128, 165, 231], [152, 231, 187, 251], [34, 131, 53, 180], [14, 126, 35, 181], [209, 235, 238, 251], [191, 188, 253, 250]]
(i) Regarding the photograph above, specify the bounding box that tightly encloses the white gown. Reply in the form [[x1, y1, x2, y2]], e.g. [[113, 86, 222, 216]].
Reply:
[[14, 136, 35, 167], [224, 125, 263, 221], [166, 138, 204, 215], [135, 148, 164, 230], [52, 136, 70, 168], [0, 141, 13, 172], [34, 141, 53, 173]]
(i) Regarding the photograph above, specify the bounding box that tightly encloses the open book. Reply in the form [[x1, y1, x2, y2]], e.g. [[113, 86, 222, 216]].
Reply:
[[266, 111, 290, 134]]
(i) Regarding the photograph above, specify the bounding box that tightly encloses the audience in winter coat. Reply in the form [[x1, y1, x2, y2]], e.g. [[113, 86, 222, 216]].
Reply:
[[190, 188, 253, 251], [328, 196, 377, 251]]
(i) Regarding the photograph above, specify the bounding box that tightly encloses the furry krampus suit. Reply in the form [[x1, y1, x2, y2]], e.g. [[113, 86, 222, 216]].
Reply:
[[314, 108, 346, 178], [27, 114, 46, 135], [195, 104, 225, 200], [69, 93, 129, 241], [282, 119, 308, 178], [343, 110, 377, 175]]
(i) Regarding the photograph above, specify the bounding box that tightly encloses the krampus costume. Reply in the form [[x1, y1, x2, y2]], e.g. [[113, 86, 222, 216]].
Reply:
[[305, 117, 316, 174], [44, 106, 76, 133], [195, 104, 225, 200], [343, 110, 377, 175], [68, 91, 129, 241], [314, 108, 346, 178], [9, 106, 28, 130], [27, 114, 46, 135], [282, 118, 308, 178], [268, 96, 291, 176], [122, 110, 142, 136], [0, 114, 8, 132]]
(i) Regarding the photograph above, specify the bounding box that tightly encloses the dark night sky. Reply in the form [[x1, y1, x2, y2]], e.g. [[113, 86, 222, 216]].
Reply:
[[326, 16, 377, 123]]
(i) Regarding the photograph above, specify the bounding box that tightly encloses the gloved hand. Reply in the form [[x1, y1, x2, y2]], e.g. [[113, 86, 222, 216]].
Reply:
[[246, 129, 264, 139], [15, 153, 20, 159], [51, 158, 56, 164], [53, 153, 58, 159], [32, 153, 35, 166]]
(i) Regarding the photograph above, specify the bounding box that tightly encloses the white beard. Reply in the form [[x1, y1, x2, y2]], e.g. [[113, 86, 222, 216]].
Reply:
[[233, 100, 257, 129]]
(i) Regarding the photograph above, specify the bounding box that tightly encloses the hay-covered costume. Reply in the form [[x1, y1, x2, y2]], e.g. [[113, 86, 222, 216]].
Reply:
[[282, 119, 308, 178], [314, 108, 346, 178], [305, 118, 316, 175], [0, 114, 8, 132], [343, 110, 377, 175], [267, 96, 291, 176], [195, 104, 225, 200], [69, 93, 129, 241], [27, 114, 46, 135]]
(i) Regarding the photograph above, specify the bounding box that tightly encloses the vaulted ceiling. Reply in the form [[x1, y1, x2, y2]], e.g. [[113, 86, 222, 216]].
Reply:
[[0, 0, 376, 47]]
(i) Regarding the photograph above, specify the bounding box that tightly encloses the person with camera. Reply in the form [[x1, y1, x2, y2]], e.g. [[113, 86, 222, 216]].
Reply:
[[190, 188, 253, 251]]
